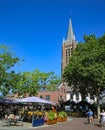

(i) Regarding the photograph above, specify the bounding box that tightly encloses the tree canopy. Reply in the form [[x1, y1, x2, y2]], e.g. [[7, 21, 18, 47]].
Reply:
[[0, 44, 20, 96], [63, 34, 105, 100], [12, 69, 61, 97], [0, 44, 61, 96]]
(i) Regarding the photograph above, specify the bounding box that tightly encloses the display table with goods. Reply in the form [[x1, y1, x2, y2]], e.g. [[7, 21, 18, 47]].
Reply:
[[32, 118, 44, 127], [32, 110, 45, 127], [21, 110, 45, 127]]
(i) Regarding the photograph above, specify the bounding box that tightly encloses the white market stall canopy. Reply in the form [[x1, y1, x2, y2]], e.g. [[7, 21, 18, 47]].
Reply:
[[17, 96, 55, 105]]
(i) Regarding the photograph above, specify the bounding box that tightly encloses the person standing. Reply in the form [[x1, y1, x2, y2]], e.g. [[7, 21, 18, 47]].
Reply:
[[86, 109, 93, 124], [99, 109, 105, 127]]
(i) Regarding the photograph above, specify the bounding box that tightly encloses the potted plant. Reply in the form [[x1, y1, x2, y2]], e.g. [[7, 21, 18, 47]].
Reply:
[[57, 111, 67, 122], [46, 111, 57, 125]]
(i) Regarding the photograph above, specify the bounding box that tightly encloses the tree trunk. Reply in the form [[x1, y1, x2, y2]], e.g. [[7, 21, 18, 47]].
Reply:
[[97, 104, 100, 119], [97, 96, 100, 119]]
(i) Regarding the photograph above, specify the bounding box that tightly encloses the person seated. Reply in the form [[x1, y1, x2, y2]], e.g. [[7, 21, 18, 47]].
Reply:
[[52, 106, 56, 113], [8, 113, 15, 119], [44, 111, 49, 121], [4, 114, 8, 119]]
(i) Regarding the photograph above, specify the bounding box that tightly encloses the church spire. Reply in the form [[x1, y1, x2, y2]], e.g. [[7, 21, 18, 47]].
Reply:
[[67, 18, 75, 41], [61, 18, 77, 75]]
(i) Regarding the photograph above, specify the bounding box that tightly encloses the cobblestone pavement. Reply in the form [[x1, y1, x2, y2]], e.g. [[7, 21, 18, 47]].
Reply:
[[0, 117, 104, 130], [32, 118, 103, 130]]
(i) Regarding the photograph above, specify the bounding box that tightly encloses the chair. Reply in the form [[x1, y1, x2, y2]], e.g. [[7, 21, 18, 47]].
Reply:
[[15, 115, 24, 126], [1, 117, 10, 127]]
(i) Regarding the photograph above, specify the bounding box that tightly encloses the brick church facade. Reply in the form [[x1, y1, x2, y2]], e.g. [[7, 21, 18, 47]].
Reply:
[[61, 19, 77, 74]]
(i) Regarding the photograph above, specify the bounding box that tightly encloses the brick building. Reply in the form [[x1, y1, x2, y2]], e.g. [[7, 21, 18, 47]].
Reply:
[[37, 83, 67, 105]]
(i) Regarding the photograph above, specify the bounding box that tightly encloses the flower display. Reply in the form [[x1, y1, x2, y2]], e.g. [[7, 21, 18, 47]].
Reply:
[[58, 111, 67, 118], [44, 110, 57, 121]]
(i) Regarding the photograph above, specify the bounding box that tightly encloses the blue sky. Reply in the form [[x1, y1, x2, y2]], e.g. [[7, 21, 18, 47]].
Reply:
[[0, 0, 105, 77]]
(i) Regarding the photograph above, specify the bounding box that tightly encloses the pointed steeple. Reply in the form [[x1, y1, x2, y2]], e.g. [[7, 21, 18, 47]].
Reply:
[[61, 18, 77, 75], [67, 18, 75, 41]]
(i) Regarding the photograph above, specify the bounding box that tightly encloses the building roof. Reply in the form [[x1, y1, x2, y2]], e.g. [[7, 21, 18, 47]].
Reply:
[[66, 18, 75, 41]]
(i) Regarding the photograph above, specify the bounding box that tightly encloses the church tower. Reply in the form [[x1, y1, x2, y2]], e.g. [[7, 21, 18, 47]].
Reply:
[[61, 19, 77, 75]]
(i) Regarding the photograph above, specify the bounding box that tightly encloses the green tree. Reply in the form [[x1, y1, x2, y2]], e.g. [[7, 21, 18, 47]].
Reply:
[[0, 44, 61, 97], [29, 70, 61, 95], [63, 34, 105, 117], [11, 69, 61, 97], [10, 72, 25, 95], [39, 71, 61, 91], [11, 71, 38, 96], [0, 44, 20, 96]]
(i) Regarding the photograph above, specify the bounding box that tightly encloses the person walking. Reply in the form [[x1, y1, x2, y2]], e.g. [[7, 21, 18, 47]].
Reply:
[[99, 109, 105, 127], [86, 109, 93, 124]]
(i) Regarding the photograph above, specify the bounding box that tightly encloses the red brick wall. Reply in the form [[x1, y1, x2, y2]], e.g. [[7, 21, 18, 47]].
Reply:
[[37, 83, 67, 105]]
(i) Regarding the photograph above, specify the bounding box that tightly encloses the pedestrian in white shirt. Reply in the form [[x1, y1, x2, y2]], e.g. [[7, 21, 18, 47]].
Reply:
[[100, 109, 105, 127]]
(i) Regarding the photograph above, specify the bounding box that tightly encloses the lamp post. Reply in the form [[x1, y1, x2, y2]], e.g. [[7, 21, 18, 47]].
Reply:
[[57, 88, 60, 111], [69, 99, 71, 116], [69, 91, 71, 117]]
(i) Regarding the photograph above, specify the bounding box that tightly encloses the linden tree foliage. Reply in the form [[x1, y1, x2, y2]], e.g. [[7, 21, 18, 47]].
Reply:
[[39, 71, 61, 91], [63, 34, 105, 99], [0, 44, 20, 96], [11, 69, 61, 96]]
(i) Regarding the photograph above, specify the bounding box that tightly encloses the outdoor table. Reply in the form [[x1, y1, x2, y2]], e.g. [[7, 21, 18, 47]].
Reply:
[[8, 114, 17, 126]]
